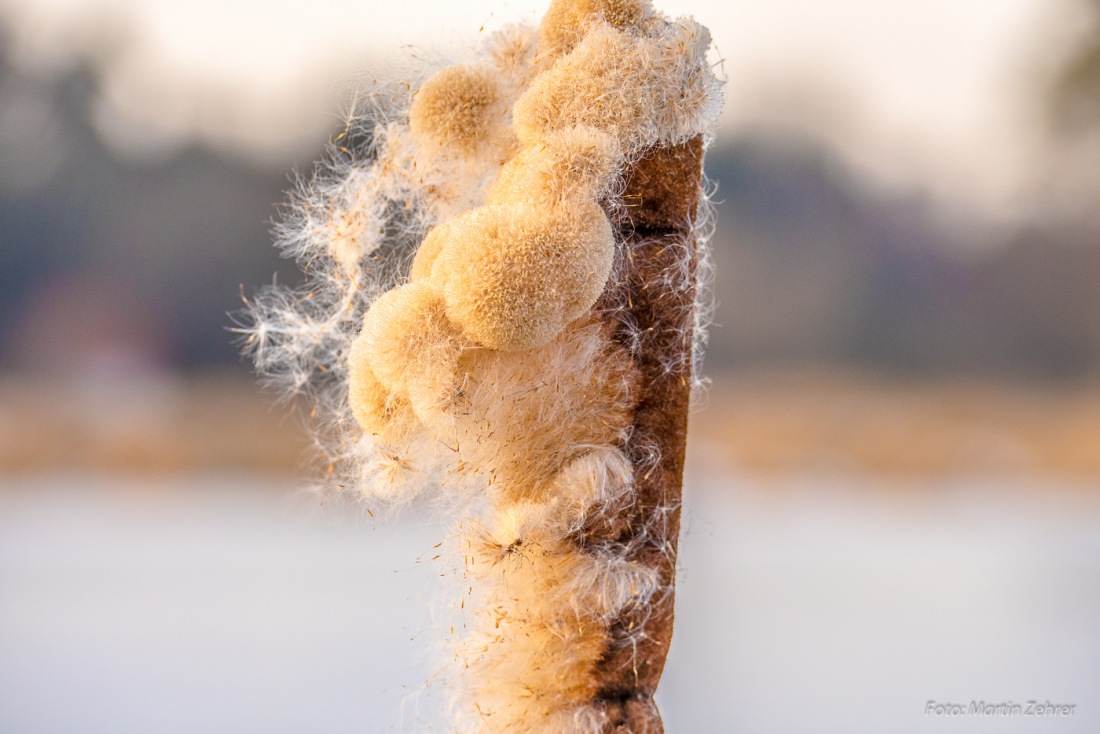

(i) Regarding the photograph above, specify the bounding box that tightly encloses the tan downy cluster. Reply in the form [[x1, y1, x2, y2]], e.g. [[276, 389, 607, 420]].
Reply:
[[243, 0, 721, 730]]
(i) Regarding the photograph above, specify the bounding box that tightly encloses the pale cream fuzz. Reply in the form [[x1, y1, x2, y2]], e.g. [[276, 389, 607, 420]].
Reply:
[[432, 321, 639, 496], [458, 529, 610, 729], [514, 24, 654, 150], [431, 202, 614, 352], [347, 336, 417, 440], [548, 446, 635, 535], [483, 22, 541, 88], [466, 509, 659, 623], [375, 121, 504, 222], [351, 283, 470, 425], [408, 221, 453, 283], [410, 64, 505, 157], [537, 0, 654, 58], [458, 614, 607, 730], [514, 19, 721, 153], [487, 126, 623, 207], [321, 167, 385, 275]]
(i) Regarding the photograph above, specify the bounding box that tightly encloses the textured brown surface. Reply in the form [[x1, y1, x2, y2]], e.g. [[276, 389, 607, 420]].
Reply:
[[612, 138, 705, 232], [593, 136, 704, 731]]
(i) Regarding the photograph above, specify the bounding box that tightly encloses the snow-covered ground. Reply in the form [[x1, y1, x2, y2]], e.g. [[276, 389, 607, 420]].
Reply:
[[1, 463, 1098, 733]]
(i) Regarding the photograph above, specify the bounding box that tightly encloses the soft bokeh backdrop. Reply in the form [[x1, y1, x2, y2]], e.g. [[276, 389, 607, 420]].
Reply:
[[1, 0, 1098, 731]]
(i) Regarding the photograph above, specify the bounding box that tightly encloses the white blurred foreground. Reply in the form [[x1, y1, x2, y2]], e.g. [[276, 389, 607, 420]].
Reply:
[[1, 461, 1098, 733]]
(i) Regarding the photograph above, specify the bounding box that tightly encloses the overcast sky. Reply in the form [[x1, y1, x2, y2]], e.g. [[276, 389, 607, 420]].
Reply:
[[2, 0, 1082, 219]]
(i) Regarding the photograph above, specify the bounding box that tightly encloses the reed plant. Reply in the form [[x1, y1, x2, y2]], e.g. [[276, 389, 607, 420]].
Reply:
[[241, 1, 723, 729]]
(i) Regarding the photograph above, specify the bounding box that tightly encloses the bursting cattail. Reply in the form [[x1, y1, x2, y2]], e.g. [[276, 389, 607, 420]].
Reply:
[[240, 0, 723, 730]]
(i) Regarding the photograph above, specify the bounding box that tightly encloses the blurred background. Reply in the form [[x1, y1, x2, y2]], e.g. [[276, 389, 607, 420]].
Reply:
[[1, 0, 1098, 731]]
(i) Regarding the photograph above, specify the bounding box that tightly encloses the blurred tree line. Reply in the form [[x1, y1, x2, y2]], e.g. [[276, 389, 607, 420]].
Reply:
[[0, 9, 1097, 380], [1050, 0, 1100, 138], [705, 137, 1100, 378], [0, 21, 301, 373]]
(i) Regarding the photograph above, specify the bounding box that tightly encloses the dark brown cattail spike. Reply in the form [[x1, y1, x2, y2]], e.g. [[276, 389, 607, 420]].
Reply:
[[593, 137, 705, 732]]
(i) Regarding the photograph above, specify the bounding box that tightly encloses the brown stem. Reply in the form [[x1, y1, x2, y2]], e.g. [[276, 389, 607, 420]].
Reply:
[[593, 136, 705, 732]]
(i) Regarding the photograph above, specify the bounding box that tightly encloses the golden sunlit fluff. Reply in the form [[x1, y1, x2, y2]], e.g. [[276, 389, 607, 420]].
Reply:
[[431, 202, 614, 351], [239, 0, 722, 730], [538, 0, 652, 58], [488, 126, 624, 206], [410, 65, 505, 157]]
